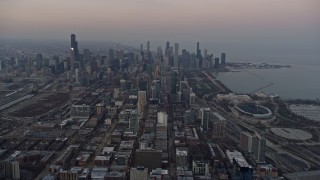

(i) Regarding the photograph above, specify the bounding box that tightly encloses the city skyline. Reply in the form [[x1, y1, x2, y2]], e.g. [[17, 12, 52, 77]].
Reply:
[[1, 0, 319, 64]]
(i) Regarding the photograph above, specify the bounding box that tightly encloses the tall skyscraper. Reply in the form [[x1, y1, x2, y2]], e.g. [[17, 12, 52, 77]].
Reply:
[[170, 70, 178, 94], [174, 43, 179, 67], [71, 34, 76, 47], [212, 112, 226, 139], [196, 42, 203, 67], [240, 131, 266, 163], [129, 110, 139, 133], [197, 42, 199, 52], [146, 41, 152, 62], [69, 48, 76, 72], [140, 44, 143, 55], [160, 60, 167, 90], [165, 41, 170, 55], [196, 42, 201, 59], [147, 41, 150, 53], [214, 58, 220, 69], [69, 34, 79, 72], [221, 53, 226, 67], [108, 49, 115, 68], [181, 50, 191, 68], [252, 133, 266, 163], [35, 53, 43, 69], [239, 131, 254, 153], [70, 34, 79, 60], [200, 108, 211, 131], [157, 46, 163, 62]]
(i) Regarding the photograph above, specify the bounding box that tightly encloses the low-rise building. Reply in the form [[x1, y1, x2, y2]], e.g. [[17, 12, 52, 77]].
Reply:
[[149, 168, 169, 180], [192, 160, 210, 176], [130, 166, 149, 180], [135, 149, 162, 171], [176, 148, 188, 168], [91, 167, 108, 180]]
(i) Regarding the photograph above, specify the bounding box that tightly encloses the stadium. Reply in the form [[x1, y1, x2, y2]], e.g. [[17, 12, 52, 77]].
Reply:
[[235, 103, 272, 119]]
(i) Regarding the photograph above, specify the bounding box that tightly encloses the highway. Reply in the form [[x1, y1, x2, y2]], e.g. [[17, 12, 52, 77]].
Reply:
[[202, 71, 225, 93]]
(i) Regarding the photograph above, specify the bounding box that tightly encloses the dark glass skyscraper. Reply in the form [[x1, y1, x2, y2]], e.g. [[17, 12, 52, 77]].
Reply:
[[70, 34, 79, 60], [221, 53, 226, 67], [35, 53, 43, 70], [165, 41, 170, 55], [196, 42, 201, 58], [140, 44, 143, 55], [196, 42, 202, 67], [214, 58, 220, 69]]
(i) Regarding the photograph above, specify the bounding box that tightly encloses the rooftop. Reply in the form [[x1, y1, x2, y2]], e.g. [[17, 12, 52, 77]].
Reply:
[[176, 149, 188, 156], [270, 128, 312, 141], [150, 168, 169, 176], [226, 150, 252, 168], [102, 146, 115, 155]]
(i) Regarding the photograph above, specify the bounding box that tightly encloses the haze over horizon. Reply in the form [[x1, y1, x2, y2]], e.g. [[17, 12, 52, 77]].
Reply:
[[1, 0, 320, 63]]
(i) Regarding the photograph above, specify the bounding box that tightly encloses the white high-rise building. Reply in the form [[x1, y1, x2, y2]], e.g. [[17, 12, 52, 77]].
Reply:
[[240, 131, 266, 163], [157, 112, 168, 127], [174, 43, 179, 67], [239, 131, 254, 153], [252, 133, 266, 163]]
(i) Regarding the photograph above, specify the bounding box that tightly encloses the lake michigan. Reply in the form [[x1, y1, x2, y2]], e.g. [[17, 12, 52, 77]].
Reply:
[[215, 64, 320, 100]]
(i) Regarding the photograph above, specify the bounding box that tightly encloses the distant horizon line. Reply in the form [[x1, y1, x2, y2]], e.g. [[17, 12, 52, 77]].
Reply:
[[0, 37, 218, 52], [0, 37, 219, 45]]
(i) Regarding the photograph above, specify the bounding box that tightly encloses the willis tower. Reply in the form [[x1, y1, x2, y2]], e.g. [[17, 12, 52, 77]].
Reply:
[[71, 34, 79, 61], [70, 34, 79, 72]]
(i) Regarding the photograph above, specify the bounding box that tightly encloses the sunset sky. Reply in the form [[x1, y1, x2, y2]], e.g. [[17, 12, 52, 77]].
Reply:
[[0, 0, 319, 61]]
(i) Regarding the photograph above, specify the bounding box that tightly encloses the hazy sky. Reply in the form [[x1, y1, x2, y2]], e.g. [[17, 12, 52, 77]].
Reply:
[[1, 0, 319, 62]]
